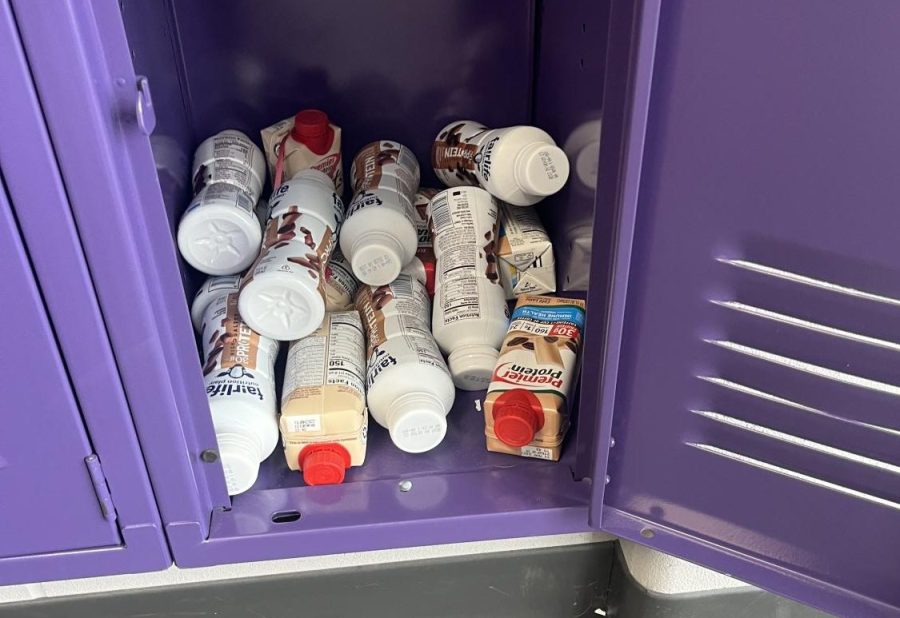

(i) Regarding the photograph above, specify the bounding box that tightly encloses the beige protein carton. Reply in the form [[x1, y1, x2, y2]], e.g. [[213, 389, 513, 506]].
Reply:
[[485, 434, 564, 462], [281, 311, 367, 485], [484, 294, 586, 460], [261, 109, 344, 193], [496, 202, 556, 299]]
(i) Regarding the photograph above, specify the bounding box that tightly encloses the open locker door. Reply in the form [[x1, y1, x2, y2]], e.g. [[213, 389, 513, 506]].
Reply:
[[0, 0, 168, 583], [591, 1, 900, 616]]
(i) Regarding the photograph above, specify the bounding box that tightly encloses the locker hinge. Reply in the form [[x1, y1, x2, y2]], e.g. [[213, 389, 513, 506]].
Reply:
[[85, 454, 118, 522]]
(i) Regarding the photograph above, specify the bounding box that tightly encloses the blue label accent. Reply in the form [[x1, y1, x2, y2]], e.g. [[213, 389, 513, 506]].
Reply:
[[511, 304, 585, 328]]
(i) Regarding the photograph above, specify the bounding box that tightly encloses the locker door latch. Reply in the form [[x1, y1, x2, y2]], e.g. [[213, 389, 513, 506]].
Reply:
[[134, 76, 156, 136], [85, 453, 118, 522]]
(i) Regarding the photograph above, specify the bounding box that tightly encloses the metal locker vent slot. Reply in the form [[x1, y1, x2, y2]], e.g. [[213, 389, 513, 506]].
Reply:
[[716, 257, 900, 308], [686, 443, 900, 513], [689, 256, 900, 511]]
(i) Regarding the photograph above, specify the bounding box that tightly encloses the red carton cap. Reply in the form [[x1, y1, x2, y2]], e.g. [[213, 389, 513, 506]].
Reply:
[[492, 389, 545, 447], [291, 109, 334, 155], [299, 443, 351, 485]]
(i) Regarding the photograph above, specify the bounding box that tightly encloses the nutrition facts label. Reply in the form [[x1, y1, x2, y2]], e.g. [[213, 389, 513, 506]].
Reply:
[[208, 134, 258, 169], [188, 183, 255, 216], [196, 159, 256, 195], [436, 272, 482, 322], [284, 313, 365, 399], [430, 190, 499, 325]]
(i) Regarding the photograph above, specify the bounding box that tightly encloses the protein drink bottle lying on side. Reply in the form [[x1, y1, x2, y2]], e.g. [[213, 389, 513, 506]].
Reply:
[[192, 129, 266, 201], [432, 120, 570, 206], [177, 182, 262, 276], [429, 187, 509, 390], [341, 140, 420, 286], [199, 291, 279, 494], [356, 274, 455, 453], [281, 311, 367, 485], [400, 188, 438, 295], [190, 275, 241, 331], [239, 173, 344, 341]]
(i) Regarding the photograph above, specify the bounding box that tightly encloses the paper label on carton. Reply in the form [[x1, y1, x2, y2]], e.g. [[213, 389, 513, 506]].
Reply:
[[283, 312, 366, 400], [520, 446, 554, 460], [261, 116, 344, 194], [485, 295, 585, 442], [285, 415, 322, 433], [497, 203, 556, 298], [324, 249, 359, 311]]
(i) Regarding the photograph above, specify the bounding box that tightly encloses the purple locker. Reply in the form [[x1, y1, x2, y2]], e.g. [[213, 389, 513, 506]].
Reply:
[[0, 0, 169, 584], [10, 0, 900, 614], [593, 1, 900, 616]]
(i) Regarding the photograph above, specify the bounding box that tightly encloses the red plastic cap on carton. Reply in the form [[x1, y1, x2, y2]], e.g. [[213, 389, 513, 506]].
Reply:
[[492, 389, 545, 447], [299, 443, 351, 485], [291, 109, 334, 155]]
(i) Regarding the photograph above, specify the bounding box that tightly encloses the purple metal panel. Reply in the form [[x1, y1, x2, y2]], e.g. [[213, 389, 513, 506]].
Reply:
[[592, 0, 900, 615], [177, 393, 591, 566], [531, 0, 610, 481], [15, 0, 595, 568], [0, 179, 120, 559], [0, 0, 169, 583], [165, 0, 534, 188], [12, 0, 230, 546]]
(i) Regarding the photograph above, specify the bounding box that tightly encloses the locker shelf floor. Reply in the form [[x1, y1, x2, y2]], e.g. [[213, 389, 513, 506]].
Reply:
[[251, 389, 576, 491]]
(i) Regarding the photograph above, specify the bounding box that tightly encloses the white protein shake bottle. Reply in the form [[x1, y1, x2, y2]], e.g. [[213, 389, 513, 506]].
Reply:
[[199, 292, 279, 495], [429, 187, 509, 390], [432, 121, 570, 206], [190, 275, 241, 331], [192, 129, 265, 200], [341, 140, 420, 286], [239, 174, 344, 341], [177, 183, 263, 276], [339, 188, 418, 286], [356, 274, 455, 453]]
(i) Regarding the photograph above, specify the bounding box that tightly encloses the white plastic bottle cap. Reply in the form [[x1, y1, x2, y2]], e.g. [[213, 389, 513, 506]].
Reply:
[[239, 274, 326, 341], [386, 393, 449, 453], [291, 168, 336, 189], [350, 231, 406, 286], [216, 432, 261, 495], [177, 192, 262, 276], [447, 344, 501, 391], [514, 142, 570, 197]]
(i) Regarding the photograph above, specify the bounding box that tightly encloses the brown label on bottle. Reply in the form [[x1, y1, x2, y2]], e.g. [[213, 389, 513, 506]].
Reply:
[[355, 274, 430, 354], [221, 294, 260, 370], [432, 121, 487, 186]]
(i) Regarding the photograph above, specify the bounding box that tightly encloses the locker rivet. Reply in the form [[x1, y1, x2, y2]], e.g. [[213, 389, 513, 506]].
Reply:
[[609, 437, 616, 448], [605, 475, 611, 485], [398, 480, 413, 492], [200, 449, 219, 463], [640, 528, 655, 539]]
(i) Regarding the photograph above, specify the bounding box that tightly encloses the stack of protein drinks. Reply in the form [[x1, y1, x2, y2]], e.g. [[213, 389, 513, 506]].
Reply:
[[177, 109, 585, 496]]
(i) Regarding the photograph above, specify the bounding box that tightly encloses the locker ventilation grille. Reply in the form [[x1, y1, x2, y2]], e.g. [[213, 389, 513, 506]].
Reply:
[[686, 256, 900, 512], [687, 443, 900, 513]]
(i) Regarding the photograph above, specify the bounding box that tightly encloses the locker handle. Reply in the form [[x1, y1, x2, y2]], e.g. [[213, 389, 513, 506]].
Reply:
[[134, 76, 156, 136]]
